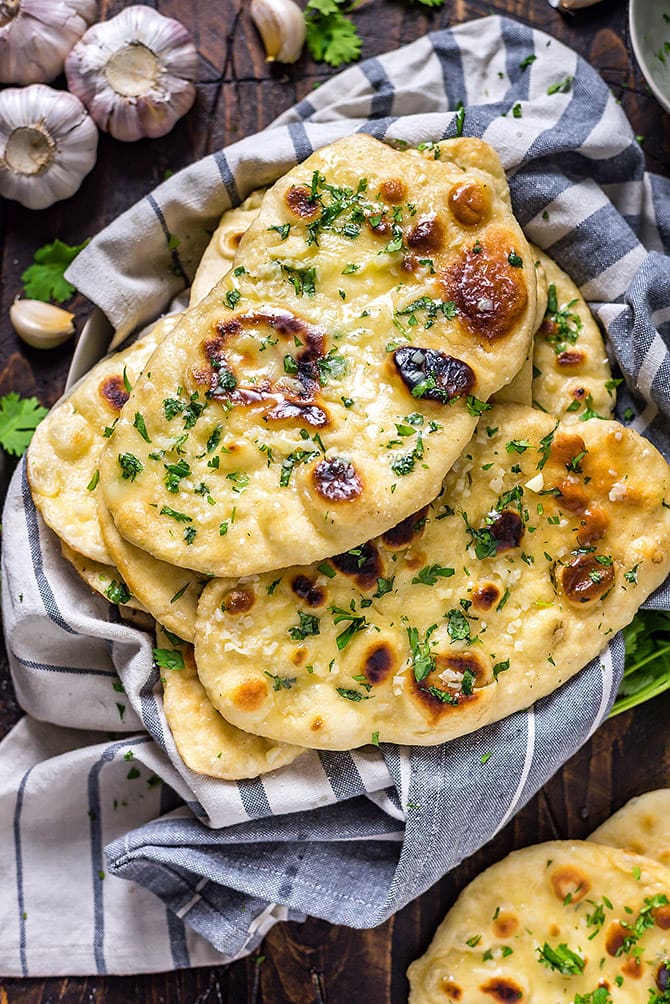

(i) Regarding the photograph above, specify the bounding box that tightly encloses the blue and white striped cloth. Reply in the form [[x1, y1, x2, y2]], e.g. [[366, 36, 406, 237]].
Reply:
[[2, 15, 669, 976]]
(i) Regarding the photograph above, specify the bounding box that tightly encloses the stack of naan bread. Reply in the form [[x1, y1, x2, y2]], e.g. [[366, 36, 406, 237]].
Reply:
[[27, 135, 670, 778], [409, 788, 670, 1002]]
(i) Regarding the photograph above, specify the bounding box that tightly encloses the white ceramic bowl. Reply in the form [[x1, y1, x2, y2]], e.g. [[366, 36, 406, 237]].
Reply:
[[629, 0, 670, 115]]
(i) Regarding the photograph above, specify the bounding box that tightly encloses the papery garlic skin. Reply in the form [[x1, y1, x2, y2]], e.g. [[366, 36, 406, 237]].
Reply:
[[65, 5, 199, 142], [250, 0, 306, 64], [0, 84, 98, 209], [0, 0, 97, 85], [10, 299, 75, 349]]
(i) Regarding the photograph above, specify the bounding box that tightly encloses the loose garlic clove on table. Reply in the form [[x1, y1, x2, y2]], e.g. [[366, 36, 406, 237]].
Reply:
[[10, 299, 75, 350], [250, 0, 306, 64], [0, 84, 98, 209], [65, 5, 199, 142], [0, 0, 97, 85]]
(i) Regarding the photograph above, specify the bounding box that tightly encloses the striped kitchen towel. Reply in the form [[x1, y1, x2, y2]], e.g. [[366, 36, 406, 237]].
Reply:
[[1, 15, 669, 976]]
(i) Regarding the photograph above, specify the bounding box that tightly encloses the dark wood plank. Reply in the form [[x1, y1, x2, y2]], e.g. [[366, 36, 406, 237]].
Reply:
[[1, 0, 669, 1001]]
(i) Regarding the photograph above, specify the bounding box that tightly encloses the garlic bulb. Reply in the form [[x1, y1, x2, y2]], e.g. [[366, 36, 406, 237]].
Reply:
[[250, 0, 306, 64], [10, 299, 75, 349], [0, 85, 98, 209], [0, 0, 97, 85], [65, 6, 199, 142]]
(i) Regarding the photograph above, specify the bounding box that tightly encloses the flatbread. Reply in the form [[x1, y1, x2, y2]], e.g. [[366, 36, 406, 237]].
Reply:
[[590, 790, 670, 870], [27, 314, 180, 565], [156, 626, 304, 779], [193, 403, 670, 749], [492, 253, 548, 407], [98, 496, 203, 642], [189, 190, 265, 306], [60, 540, 146, 612], [100, 134, 537, 578], [407, 840, 670, 1003], [532, 247, 614, 422]]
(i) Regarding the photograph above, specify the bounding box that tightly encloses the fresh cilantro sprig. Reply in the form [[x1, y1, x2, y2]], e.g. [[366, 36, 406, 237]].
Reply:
[[610, 610, 670, 717], [304, 0, 362, 67], [21, 239, 89, 303], [0, 393, 48, 456]]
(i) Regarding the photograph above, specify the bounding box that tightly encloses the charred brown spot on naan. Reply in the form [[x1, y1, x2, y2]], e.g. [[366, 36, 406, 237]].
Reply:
[[493, 913, 519, 938], [407, 215, 444, 253], [440, 979, 463, 1001], [331, 541, 382, 589], [292, 648, 308, 666], [313, 457, 363, 502], [472, 582, 501, 611], [100, 375, 130, 412], [654, 905, 670, 929], [548, 432, 588, 473], [200, 310, 331, 428], [222, 587, 255, 614], [311, 716, 324, 732], [379, 178, 406, 203], [480, 977, 524, 1002], [562, 554, 615, 605], [411, 652, 485, 721], [285, 184, 320, 219], [362, 643, 396, 685], [577, 506, 610, 547], [622, 957, 643, 979], [489, 510, 524, 552], [232, 678, 267, 711], [381, 507, 429, 549], [393, 347, 475, 404], [445, 228, 528, 341], [550, 865, 591, 903], [557, 349, 586, 368], [447, 179, 491, 227], [291, 574, 326, 608], [657, 962, 670, 990]]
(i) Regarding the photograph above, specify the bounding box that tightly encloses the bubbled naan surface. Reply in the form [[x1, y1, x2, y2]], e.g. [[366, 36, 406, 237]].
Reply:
[[100, 134, 537, 579], [157, 627, 304, 779], [98, 496, 203, 642], [590, 790, 670, 870], [532, 247, 614, 422], [407, 840, 670, 1003], [27, 314, 180, 565], [189, 189, 265, 307], [194, 404, 670, 750]]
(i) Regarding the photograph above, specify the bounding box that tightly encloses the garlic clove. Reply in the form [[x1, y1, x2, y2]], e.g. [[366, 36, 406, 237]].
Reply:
[[10, 299, 75, 350], [65, 6, 199, 142], [250, 0, 306, 64], [0, 84, 98, 209], [0, 0, 97, 85]]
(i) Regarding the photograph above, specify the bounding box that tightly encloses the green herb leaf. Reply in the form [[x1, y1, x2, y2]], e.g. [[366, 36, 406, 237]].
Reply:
[[21, 238, 89, 302], [153, 648, 185, 671], [0, 394, 48, 456]]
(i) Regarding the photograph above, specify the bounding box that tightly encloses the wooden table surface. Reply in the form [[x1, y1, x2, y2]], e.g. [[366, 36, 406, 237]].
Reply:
[[1, 0, 669, 1001]]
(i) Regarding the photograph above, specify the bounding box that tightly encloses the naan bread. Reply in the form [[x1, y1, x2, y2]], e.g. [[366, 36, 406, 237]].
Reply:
[[60, 540, 146, 612], [590, 790, 670, 869], [189, 190, 265, 306], [407, 840, 670, 1002], [100, 134, 537, 578], [156, 627, 303, 779], [194, 404, 670, 749], [492, 254, 548, 407], [27, 314, 180, 565], [532, 247, 614, 422], [98, 496, 202, 642]]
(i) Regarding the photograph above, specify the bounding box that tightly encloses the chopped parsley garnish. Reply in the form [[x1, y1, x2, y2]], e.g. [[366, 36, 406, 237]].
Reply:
[[585, 896, 612, 939], [118, 452, 143, 481], [225, 289, 241, 309], [492, 659, 510, 680], [395, 296, 457, 329], [506, 438, 532, 454], [133, 412, 151, 443], [164, 459, 190, 493], [544, 283, 583, 355], [406, 624, 437, 681], [226, 471, 249, 494], [519, 53, 537, 68], [264, 671, 296, 691], [336, 687, 371, 702], [268, 223, 291, 240], [104, 580, 132, 605], [547, 75, 573, 94], [159, 506, 192, 523], [86, 470, 100, 492], [279, 448, 320, 487], [391, 435, 424, 476], [288, 610, 320, 641], [462, 512, 497, 560], [508, 250, 523, 267], [280, 262, 317, 297], [412, 564, 455, 586], [466, 395, 492, 417], [573, 989, 613, 1004], [445, 608, 471, 642], [454, 101, 465, 136], [170, 583, 189, 603], [536, 941, 584, 974], [317, 348, 347, 384], [331, 606, 368, 649], [153, 648, 185, 671], [374, 576, 395, 598], [617, 894, 669, 955]]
